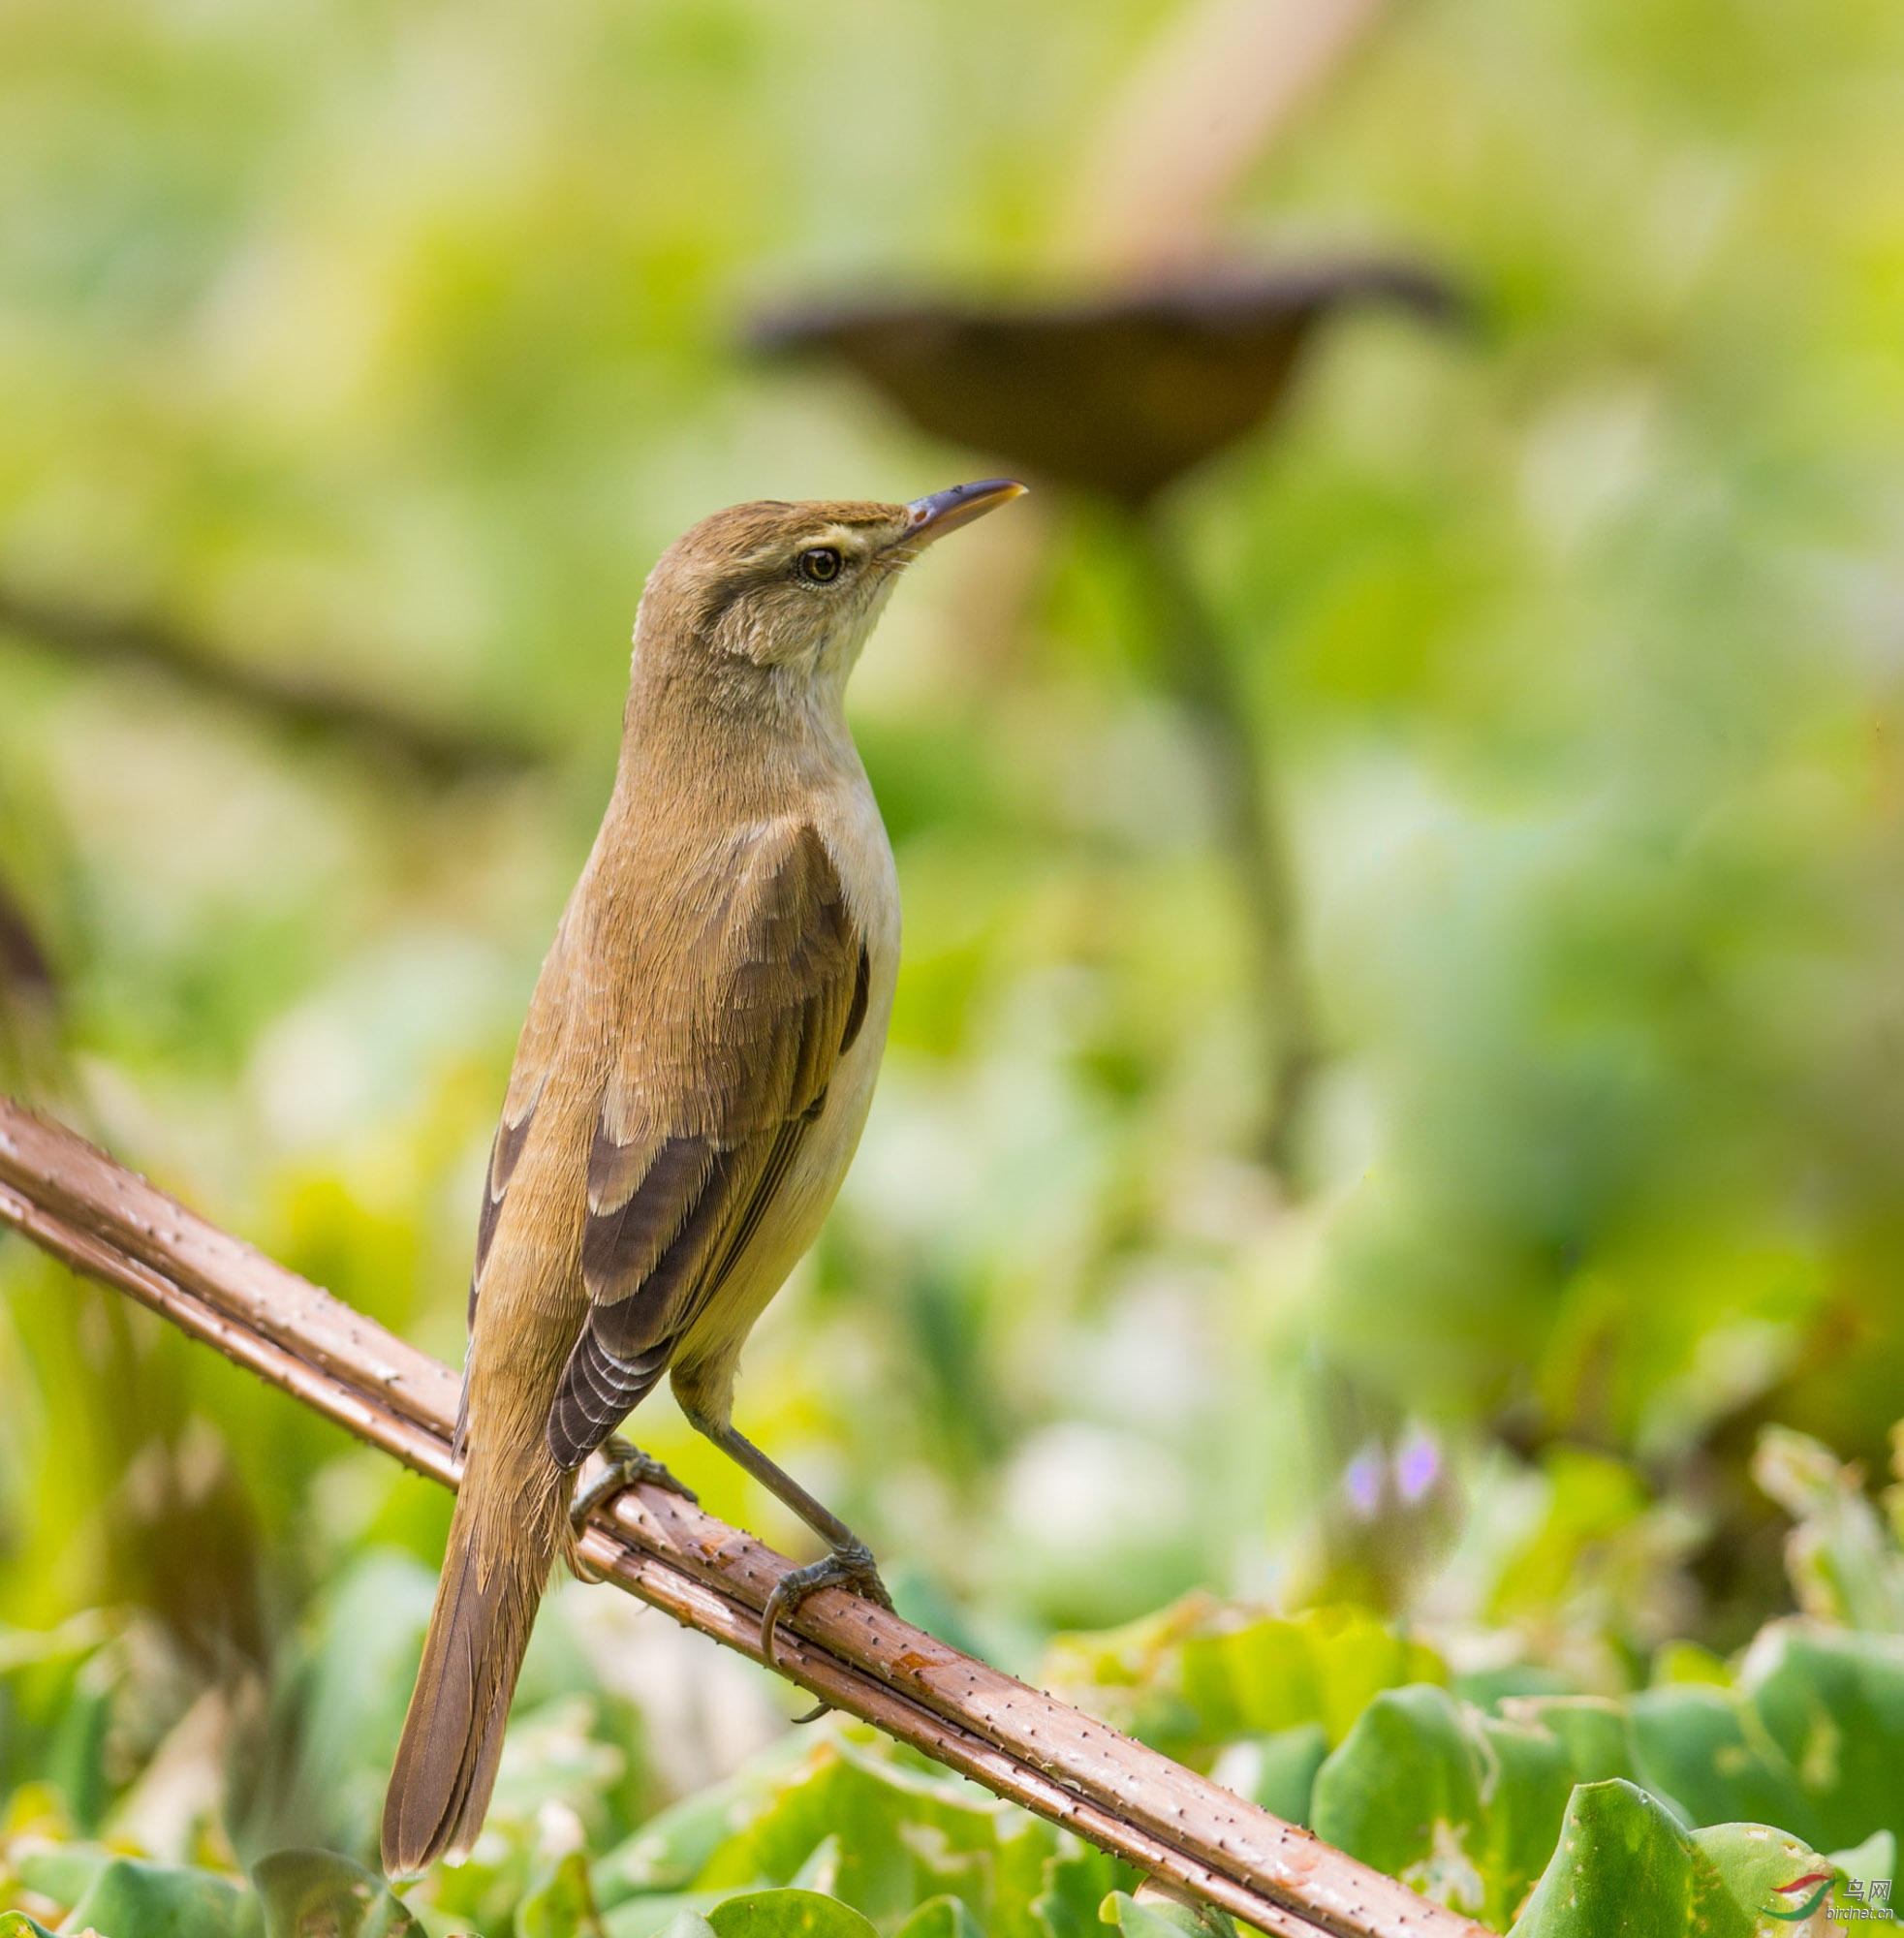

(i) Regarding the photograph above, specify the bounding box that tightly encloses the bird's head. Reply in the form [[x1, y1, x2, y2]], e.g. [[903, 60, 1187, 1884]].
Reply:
[[632, 480, 1025, 702]]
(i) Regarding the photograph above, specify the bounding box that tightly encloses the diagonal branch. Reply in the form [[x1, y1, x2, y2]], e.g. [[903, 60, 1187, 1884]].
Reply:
[[0, 1098, 1484, 1938], [0, 583, 544, 780]]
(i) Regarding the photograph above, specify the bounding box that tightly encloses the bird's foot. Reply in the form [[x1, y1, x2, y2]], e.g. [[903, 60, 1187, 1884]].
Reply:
[[761, 1540, 892, 1664], [573, 1435, 698, 1531]]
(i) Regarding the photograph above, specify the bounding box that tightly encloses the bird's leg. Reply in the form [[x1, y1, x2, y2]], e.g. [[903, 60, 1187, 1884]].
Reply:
[[568, 1434, 699, 1581], [694, 1418, 892, 1661], [574, 1433, 699, 1520]]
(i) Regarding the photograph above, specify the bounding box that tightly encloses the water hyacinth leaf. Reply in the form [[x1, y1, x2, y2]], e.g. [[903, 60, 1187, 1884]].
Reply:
[[484, 1696, 629, 1834], [1650, 1642, 1732, 1690], [1177, 1607, 1448, 1747], [0, 1610, 118, 1820], [602, 1894, 733, 1938], [1741, 1622, 1904, 1851], [44, 1662, 116, 1836], [788, 1837, 841, 1896], [1498, 1698, 1638, 1787], [1209, 1723, 1329, 1826], [893, 1895, 988, 1938], [1625, 1684, 1816, 1842], [692, 1736, 1028, 1934], [13, 1840, 113, 1911], [1309, 1686, 1486, 1920], [1693, 1824, 1848, 1932], [253, 1849, 413, 1938], [1505, 1781, 1752, 1938], [1750, 1427, 1904, 1632], [1827, 1829, 1896, 1893], [0, 1914, 60, 1938], [1030, 1838, 1134, 1938], [1474, 1714, 1578, 1917], [61, 1857, 257, 1938], [230, 1550, 440, 1864], [1097, 1890, 1233, 1938], [1309, 1685, 1573, 1926], [515, 1850, 607, 1938], [705, 1890, 880, 1938], [596, 1779, 757, 1906]]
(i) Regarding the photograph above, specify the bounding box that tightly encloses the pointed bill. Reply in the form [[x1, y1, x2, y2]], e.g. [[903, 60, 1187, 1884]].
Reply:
[[897, 478, 1027, 547]]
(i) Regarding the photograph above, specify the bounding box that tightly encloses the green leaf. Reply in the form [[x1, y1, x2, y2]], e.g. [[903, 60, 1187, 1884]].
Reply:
[[1826, 1829, 1896, 1891], [691, 1735, 1037, 1937], [484, 1696, 629, 1836], [1030, 1839, 1129, 1938], [1096, 1891, 1231, 1938], [229, 1550, 440, 1866], [1506, 1782, 1752, 1937], [1310, 1685, 1573, 1926], [893, 1895, 988, 1938], [787, 1838, 841, 1897], [1626, 1684, 1817, 1843], [1507, 1782, 1852, 1938], [252, 1849, 414, 1938], [1751, 1427, 1904, 1631], [1480, 1713, 1581, 1915], [44, 1669, 116, 1837], [602, 1894, 733, 1938], [62, 1857, 257, 1938], [0, 1912, 61, 1938], [1499, 1698, 1638, 1787], [1692, 1824, 1846, 1931], [705, 1890, 880, 1938], [1743, 1621, 1904, 1851], [1310, 1686, 1486, 1920], [14, 1840, 114, 1912], [1178, 1607, 1447, 1748], [516, 1850, 607, 1938], [1212, 1723, 1328, 1826], [597, 1781, 755, 1906]]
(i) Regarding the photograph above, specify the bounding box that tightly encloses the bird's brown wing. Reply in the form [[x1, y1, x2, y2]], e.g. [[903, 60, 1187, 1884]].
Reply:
[[456, 921, 574, 1457], [546, 820, 870, 1470]]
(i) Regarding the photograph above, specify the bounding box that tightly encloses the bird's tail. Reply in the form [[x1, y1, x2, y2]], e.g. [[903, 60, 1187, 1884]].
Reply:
[[381, 1443, 568, 1878]]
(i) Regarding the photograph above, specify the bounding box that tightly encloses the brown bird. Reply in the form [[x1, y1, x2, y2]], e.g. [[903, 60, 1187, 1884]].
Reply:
[[381, 479, 1025, 1878]]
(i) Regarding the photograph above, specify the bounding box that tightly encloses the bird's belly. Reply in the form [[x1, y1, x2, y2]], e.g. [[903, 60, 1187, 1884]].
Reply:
[[671, 1014, 885, 1403]]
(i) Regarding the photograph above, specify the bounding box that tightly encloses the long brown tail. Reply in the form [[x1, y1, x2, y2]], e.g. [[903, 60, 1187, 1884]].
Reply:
[[381, 1449, 568, 1877]]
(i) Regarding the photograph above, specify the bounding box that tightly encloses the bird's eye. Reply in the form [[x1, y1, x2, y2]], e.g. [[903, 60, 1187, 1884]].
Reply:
[[796, 547, 843, 584]]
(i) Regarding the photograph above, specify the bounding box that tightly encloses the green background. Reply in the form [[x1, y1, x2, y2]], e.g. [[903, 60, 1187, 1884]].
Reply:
[[5, 1, 1904, 1931]]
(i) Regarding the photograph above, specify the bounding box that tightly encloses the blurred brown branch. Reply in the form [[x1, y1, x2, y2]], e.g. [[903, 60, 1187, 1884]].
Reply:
[[1067, 0, 1400, 273], [0, 582, 546, 780], [0, 1096, 1486, 1938], [0, 875, 60, 1096], [0, 876, 54, 1011]]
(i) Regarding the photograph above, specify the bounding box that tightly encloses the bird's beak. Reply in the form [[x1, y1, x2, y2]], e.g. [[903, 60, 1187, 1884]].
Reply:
[[895, 478, 1027, 549]]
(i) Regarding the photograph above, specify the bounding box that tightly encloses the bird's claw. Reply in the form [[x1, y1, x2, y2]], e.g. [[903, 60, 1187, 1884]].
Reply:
[[761, 1540, 892, 1665], [572, 1434, 698, 1534]]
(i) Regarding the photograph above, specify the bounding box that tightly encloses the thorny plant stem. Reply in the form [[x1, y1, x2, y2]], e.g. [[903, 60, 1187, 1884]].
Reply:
[[0, 1099, 1481, 1938]]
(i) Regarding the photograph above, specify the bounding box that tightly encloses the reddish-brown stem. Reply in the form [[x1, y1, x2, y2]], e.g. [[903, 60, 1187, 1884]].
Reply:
[[0, 1098, 1483, 1938]]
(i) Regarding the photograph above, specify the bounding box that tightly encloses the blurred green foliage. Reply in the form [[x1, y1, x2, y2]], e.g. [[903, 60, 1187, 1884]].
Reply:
[[8, 0, 1904, 1930], [4, 1428, 1904, 1934]]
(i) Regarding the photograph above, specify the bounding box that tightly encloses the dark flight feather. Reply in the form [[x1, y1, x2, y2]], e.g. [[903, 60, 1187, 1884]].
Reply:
[[457, 1092, 541, 1457], [546, 823, 862, 1471]]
